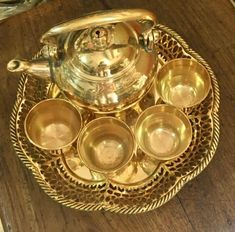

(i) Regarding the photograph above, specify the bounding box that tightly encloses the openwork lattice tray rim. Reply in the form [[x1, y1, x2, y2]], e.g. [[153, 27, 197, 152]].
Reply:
[[10, 24, 220, 214]]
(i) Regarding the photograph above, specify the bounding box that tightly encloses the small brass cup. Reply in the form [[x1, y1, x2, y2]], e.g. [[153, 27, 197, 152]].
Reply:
[[77, 117, 135, 174], [156, 58, 211, 108], [24, 99, 82, 150], [134, 105, 192, 160]]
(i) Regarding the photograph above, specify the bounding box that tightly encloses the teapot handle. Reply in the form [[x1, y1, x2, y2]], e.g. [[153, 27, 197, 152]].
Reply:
[[41, 9, 156, 45]]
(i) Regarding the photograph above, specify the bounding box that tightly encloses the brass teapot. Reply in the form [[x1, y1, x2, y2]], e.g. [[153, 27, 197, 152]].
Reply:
[[8, 9, 159, 113]]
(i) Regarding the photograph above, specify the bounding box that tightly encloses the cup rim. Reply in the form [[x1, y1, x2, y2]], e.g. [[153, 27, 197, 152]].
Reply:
[[24, 98, 82, 150], [156, 58, 211, 108], [77, 116, 136, 174], [134, 104, 192, 160]]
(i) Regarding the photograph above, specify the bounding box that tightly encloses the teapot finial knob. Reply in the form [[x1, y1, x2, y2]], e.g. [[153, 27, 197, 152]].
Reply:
[[90, 26, 111, 50]]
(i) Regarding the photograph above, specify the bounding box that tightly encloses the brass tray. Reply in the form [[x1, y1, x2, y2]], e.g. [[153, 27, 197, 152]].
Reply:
[[10, 24, 220, 214]]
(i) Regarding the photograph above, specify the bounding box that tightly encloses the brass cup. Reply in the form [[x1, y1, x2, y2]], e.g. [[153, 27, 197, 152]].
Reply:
[[134, 105, 192, 160], [77, 117, 135, 174], [24, 99, 82, 150], [156, 58, 211, 108]]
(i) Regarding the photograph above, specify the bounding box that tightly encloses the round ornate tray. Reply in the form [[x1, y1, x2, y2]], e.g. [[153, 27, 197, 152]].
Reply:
[[10, 24, 220, 214]]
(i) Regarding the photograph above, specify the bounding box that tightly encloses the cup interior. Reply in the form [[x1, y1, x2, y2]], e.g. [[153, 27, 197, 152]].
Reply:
[[156, 58, 211, 108], [24, 99, 82, 150], [135, 105, 192, 160], [78, 117, 135, 173]]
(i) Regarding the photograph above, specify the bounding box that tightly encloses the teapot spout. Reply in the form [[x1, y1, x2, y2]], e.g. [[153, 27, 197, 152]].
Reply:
[[7, 59, 51, 80]]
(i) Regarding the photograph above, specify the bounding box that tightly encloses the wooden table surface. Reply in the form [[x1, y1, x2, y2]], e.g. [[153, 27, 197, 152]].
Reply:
[[0, 0, 234, 231]]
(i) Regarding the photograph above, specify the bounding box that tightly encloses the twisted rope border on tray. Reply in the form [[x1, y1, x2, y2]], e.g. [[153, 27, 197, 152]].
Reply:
[[9, 24, 220, 214]]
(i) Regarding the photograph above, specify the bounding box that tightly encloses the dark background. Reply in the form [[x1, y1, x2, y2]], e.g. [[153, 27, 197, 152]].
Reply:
[[0, 0, 234, 231]]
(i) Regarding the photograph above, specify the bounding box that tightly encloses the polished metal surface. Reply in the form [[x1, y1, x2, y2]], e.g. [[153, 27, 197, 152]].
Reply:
[[156, 58, 211, 108], [24, 98, 82, 150], [70, 23, 138, 77], [40, 9, 156, 44], [7, 9, 158, 113], [135, 105, 192, 160], [7, 59, 51, 80], [77, 117, 135, 174], [10, 24, 220, 214]]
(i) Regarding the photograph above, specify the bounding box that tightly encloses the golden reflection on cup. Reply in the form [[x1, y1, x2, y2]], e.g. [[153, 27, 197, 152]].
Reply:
[[156, 58, 211, 108], [134, 104, 192, 160], [77, 117, 135, 174], [24, 99, 82, 151]]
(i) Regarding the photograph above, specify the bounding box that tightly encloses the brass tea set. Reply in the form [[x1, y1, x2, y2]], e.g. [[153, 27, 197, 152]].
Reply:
[[8, 9, 211, 177]]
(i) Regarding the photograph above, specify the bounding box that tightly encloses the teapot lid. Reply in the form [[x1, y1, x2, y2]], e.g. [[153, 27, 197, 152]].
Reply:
[[64, 22, 139, 79]]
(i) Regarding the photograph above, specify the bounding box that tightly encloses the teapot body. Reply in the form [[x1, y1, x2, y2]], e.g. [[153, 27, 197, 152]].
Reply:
[[52, 21, 158, 112]]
